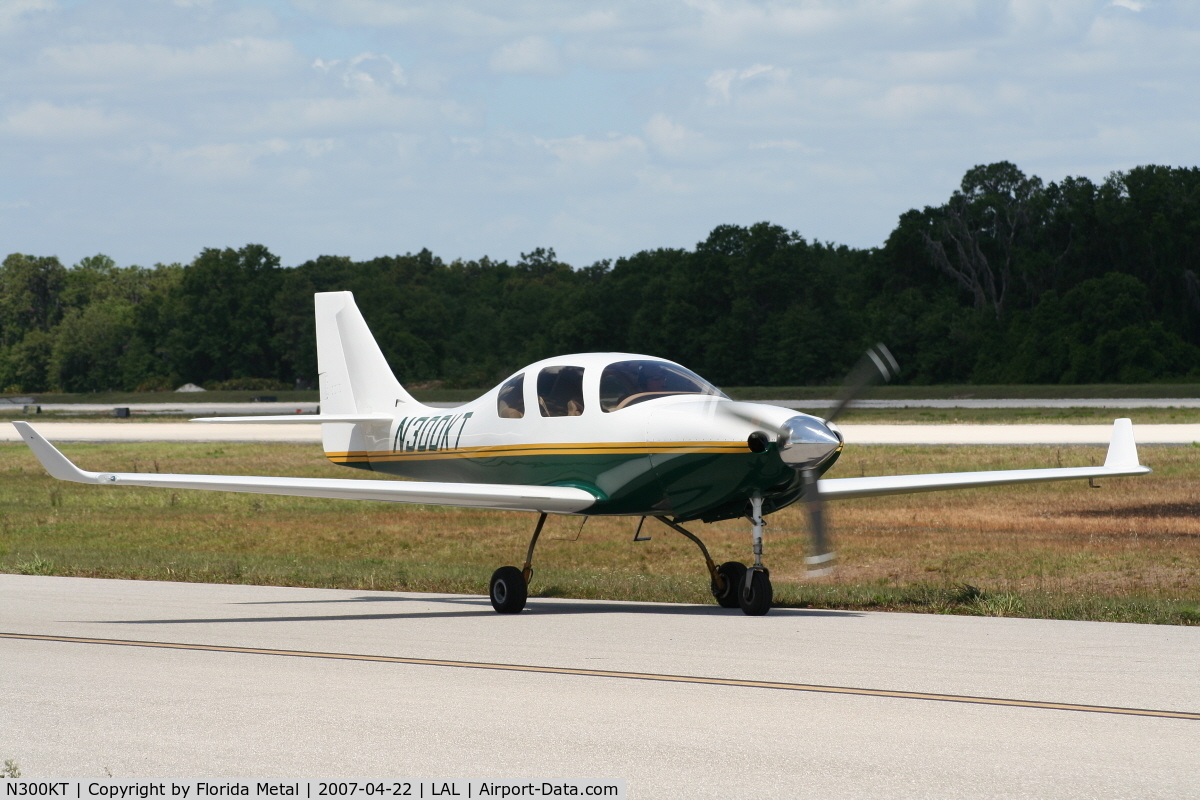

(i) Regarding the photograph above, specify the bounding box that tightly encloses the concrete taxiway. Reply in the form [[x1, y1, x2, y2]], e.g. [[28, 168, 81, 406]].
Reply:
[[4, 420, 1199, 444], [2, 574, 1197, 797]]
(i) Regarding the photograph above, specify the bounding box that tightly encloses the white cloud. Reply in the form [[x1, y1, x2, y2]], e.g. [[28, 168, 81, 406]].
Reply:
[[316, 52, 407, 93], [146, 137, 336, 184], [872, 83, 985, 120], [538, 133, 646, 166], [1, 102, 135, 138], [706, 64, 789, 102], [1110, 0, 1144, 11], [489, 36, 562, 75], [39, 39, 300, 83], [297, 1, 624, 38], [749, 139, 819, 154], [643, 114, 719, 160], [259, 93, 461, 133], [294, 0, 427, 28], [568, 43, 655, 71], [0, 0, 53, 34]]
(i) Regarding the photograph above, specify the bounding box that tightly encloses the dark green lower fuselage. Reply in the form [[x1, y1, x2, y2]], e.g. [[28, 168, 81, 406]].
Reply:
[[336, 445, 826, 522]]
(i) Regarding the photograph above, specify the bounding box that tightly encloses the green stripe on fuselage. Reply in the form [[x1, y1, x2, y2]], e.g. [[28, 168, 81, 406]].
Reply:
[[338, 448, 804, 519]]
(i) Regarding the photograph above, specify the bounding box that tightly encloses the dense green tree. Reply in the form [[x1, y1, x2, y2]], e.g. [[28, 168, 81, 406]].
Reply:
[[0, 253, 67, 347], [4, 161, 1199, 393], [49, 300, 140, 392], [161, 244, 284, 384]]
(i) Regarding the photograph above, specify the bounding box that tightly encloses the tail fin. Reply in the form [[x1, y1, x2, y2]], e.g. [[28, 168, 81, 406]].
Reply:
[[315, 291, 420, 414]]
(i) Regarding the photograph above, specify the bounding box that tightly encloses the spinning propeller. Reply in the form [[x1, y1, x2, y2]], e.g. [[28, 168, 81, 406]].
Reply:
[[801, 343, 899, 575], [729, 343, 899, 576]]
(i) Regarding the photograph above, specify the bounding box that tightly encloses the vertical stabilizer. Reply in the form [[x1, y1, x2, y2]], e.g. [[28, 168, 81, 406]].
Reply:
[[315, 291, 420, 414]]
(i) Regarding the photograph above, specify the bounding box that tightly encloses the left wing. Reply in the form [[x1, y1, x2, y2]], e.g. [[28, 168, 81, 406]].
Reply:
[[190, 414, 394, 424], [12, 421, 595, 514], [818, 418, 1151, 500]]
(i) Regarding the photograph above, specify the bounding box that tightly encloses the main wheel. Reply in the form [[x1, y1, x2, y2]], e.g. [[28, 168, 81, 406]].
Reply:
[[489, 566, 527, 614], [739, 568, 772, 616], [712, 561, 747, 608]]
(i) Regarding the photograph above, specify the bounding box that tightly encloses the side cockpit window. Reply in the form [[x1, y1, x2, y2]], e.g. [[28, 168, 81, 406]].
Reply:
[[538, 366, 585, 417], [600, 360, 725, 412], [497, 373, 525, 419]]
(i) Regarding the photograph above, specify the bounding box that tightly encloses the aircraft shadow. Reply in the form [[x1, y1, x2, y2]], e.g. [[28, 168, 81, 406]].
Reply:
[[95, 595, 861, 625]]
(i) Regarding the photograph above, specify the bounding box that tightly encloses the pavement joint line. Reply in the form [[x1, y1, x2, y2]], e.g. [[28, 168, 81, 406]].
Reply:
[[4, 631, 1199, 721]]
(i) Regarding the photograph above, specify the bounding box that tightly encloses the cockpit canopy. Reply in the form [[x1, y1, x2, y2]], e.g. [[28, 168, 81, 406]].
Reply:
[[492, 357, 724, 419], [598, 359, 726, 412], [494, 357, 726, 419]]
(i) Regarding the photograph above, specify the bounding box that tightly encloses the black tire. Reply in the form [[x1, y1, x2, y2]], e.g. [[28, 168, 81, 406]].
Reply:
[[713, 561, 747, 608], [739, 568, 772, 616], [489, 566, 527, 614]]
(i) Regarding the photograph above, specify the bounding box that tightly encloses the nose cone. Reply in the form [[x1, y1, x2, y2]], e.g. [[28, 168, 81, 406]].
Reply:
[[778, 415, 843, 470]]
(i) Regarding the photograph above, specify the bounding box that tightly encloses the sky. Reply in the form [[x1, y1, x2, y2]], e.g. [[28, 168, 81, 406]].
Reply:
[[2, 0, 1198, 270]]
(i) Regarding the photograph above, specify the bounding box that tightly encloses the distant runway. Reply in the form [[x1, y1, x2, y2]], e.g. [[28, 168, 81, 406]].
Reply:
[[3, 575, 1197, 797], [4, 420, 1199, 444]]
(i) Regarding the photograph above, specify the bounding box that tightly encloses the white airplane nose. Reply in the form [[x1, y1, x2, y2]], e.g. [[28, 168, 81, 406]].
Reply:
[[778, 415, 843, 469]]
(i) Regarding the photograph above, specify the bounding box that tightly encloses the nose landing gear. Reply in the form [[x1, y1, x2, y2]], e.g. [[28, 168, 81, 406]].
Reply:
[[738, 496, 773, 616], [659, 497, 773, 616]]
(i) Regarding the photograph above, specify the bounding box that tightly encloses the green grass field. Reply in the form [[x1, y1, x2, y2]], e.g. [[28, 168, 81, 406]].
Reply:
[[1, 440, 1196, 624]]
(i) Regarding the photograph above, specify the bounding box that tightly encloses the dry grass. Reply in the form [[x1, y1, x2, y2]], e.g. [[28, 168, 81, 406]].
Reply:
[[0, 440, 1197, 623]]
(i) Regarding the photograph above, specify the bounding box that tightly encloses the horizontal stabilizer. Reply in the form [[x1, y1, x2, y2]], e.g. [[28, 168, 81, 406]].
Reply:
[[13, 421, 595, 514]]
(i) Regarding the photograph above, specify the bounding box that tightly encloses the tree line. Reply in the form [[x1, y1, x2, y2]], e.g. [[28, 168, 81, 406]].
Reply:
[[2, 161, 1198, 393]]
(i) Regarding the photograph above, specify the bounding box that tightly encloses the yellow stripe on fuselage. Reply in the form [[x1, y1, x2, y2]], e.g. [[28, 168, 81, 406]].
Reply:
[[325, 440, 749, 464]]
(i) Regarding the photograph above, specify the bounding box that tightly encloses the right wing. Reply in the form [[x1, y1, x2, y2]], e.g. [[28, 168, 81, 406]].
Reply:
[[13, 421, 595, 515], [818, 418, 1151, 500]]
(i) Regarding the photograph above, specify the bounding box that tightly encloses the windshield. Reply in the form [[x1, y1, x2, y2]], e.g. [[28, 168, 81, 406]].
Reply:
[[599, 360, 726, 412]]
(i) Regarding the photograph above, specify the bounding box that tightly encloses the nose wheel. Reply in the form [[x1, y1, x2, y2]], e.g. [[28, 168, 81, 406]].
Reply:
[[658, 509, 774, 615], [740, 496, 773, 615], [739, 567, 772, 616]]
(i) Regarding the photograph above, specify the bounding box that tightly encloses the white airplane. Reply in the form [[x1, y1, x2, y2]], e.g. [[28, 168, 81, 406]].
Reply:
[[14, 291, 1152, 615]]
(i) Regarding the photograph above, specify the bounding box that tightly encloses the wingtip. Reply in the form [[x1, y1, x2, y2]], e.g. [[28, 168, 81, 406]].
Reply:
[[1103, 417, 1141, 470], [12, 421, 99, 483]]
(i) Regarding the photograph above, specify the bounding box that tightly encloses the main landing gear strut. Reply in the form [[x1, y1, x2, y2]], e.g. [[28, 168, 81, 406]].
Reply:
[[489, 512, 547, 614], [489, 505, 774, 616], [658, 496, 772, 616]]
